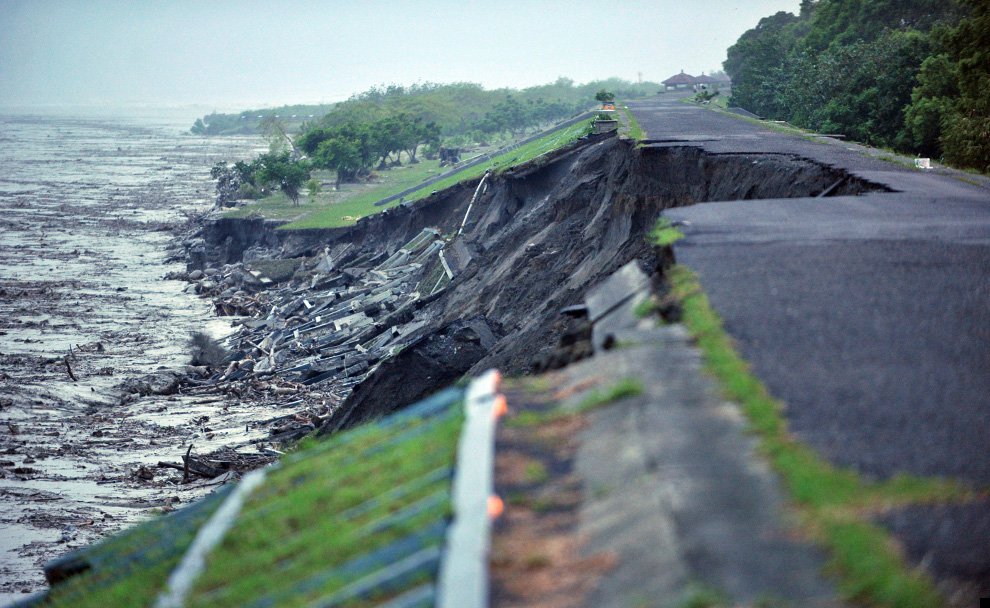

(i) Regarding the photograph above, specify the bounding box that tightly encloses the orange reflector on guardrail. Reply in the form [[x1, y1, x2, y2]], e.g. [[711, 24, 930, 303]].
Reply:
[[493, 394, 508, 419], [487, 495, 504, 520]]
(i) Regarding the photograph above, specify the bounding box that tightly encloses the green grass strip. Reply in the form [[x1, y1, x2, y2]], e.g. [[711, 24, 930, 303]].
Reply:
[[280, 118, 593, 230], [621, 104, 645, 142], [666, 264, 970, 608], [186, 410, 462, 607], [648, 217, 684, 247], [224, 161, 447, 223], [507, 377, 644, 428], [43, 493, 229, 608], [575, 377, 644, 412]]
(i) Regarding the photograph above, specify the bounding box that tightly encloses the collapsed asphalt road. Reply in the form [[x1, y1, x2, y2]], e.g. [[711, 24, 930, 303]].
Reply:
[[183, 129, 882, 437], [630, 93, 990, 596], [21, 98, 988, 604]]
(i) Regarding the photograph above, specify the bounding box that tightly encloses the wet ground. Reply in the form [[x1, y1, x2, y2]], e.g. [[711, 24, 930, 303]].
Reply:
[[0, 114, 274, 601]]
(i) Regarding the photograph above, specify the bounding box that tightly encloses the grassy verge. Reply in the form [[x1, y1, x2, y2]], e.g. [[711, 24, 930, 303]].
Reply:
[[42, 390, 464, 608], [665, 264, 974, 608], [575, 377, 644, 412], [43, 490, 230, 607], [620, 104, 645, 142], [507, 377, 643, 428], [648, 217, 684, 247], [223, 160, 445, 223], [222, 190, 307, 221], [280, 118, 593, 230]]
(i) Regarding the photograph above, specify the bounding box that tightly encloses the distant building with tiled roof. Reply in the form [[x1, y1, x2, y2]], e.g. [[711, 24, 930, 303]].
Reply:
[[662, 71, 697, 90]]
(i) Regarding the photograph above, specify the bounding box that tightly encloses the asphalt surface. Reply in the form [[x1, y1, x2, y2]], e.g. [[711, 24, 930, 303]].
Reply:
[[632, 95, 990, 484], [628, 94, 990, 594]]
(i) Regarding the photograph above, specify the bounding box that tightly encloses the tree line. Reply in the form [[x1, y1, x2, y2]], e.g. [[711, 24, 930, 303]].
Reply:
[[724, 0, 988, 172], [193, 78, 659, 140], [191, 103, 336, 136], [207, 77, 658, 206]]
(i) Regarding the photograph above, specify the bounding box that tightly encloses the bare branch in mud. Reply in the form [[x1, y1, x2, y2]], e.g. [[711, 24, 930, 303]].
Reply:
[[182, 444, 193, 483], [63, 356, 77, 382], [159, 445, 230, 482]]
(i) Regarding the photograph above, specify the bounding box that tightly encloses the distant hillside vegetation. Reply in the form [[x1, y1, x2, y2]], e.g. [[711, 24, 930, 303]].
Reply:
[[190, 103, 337, 135], [724, 0, 988, 173]]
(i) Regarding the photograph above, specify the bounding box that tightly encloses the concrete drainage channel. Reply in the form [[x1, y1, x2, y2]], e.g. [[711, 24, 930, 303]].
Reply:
[[20, 136, 890, 605]]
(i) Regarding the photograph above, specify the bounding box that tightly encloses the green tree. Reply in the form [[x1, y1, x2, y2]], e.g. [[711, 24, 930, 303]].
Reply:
[[901, 53, 960, 155], [938, 0, 990, 172], [255, 152, 310, 205], [724, 11, 802, 118], [260, 116, 291, 154], [724, 0, 976, 165], [595, 89, 616, 103], [782, 29, 933, 147], [314, 137, 363, 188], [209, 162, 240, 208]]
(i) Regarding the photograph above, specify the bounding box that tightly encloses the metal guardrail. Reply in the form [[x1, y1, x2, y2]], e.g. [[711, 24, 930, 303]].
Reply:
[[436, 369, 503, 608]]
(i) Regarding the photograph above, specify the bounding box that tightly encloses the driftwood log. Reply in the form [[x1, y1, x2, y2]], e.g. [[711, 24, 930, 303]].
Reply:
[[156, 445, 225, 482]]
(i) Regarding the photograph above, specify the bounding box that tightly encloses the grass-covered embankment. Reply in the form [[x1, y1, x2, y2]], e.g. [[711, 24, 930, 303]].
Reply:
[[279, 117, 593, 230], [222, 157, 446, 223], [186, 391, 463, 607], [40, 489, 232, 608], [40, 388, 465, 608]]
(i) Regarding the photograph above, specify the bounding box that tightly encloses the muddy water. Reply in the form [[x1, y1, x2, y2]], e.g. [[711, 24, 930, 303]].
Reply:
[[0, 114, 274, 600]]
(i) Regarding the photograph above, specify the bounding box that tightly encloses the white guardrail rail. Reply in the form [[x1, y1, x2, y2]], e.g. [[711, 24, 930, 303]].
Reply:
[[437, 369, 505, 608]]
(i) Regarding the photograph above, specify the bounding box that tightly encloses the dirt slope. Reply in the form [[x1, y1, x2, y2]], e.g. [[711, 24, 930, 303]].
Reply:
[[307, 136, 879, 427]]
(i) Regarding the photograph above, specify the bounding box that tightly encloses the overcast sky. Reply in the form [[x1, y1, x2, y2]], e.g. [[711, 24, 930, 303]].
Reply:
[[0, 0, 801, 111]]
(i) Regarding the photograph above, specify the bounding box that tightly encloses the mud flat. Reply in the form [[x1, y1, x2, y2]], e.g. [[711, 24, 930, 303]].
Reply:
[[0, 114, 269, 601]]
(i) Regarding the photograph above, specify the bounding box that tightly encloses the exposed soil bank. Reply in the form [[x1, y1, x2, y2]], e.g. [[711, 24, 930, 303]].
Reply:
[[190, 142, 878, 272], [333, 141, 879, 421], [179, 136, 881, 435]]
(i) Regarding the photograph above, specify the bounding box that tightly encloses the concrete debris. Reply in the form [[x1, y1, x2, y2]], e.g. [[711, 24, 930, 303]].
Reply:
[[174, 228, 460, 420]]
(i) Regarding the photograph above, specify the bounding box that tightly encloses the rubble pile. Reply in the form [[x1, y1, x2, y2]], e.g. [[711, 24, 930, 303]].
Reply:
[[182, 228, 459, 431]]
